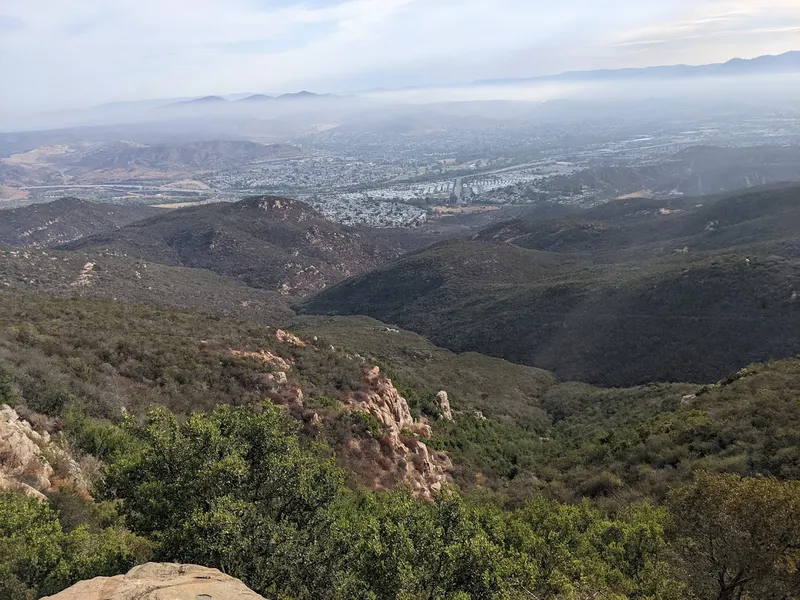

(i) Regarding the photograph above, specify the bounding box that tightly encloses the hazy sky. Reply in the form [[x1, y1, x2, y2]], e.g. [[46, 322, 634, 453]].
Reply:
[[0, 0, 798, 111]]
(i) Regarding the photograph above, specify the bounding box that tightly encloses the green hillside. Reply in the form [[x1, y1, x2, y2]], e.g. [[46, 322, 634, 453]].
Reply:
[[63, 196, 406, 295], [2, 291, 798, 500], [302, 185, 800, 385], [0, 246, 293, 324]]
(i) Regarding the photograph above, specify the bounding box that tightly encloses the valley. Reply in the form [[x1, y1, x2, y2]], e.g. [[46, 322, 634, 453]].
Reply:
[[302, 184, 800, 385], [4, 96, 800, 233], [3, 60, 800, 599]]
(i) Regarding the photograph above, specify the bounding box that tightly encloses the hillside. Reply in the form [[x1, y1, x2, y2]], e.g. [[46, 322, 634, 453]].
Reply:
[[3, 291, 800, 600], [63, 196, 405, 295], [494, 146, 800, 203], [0, 246, 293, 324], [302, 185, 800, 385], [477, 184, 800, 258], [71, 140, 301, 172], [289, 314, 556, 423], [2, 290, 798, 498], [0, 198, 159, 247]]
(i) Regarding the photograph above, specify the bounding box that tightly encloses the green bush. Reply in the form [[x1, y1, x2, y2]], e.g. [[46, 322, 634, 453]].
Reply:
[[348, 411, 385, 439], [668, 473, 800, 600], [0, 367, 18, 406], [103, 402, 346, 599], [0, 492, 152, 600], [62, 406, 140, 463]]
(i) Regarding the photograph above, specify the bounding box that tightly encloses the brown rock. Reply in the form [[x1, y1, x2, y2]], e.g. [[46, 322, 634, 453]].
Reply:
[[0, 404, 86, 499], [348, 366, 415, 430], [436, 391, 453, 421], [343, 367, 452, 499], [0, 404, 55, 499], [230, 349, 293, 372], [275, 329, 306, 347], [268, 371, 288, 385], [42, 563, 265, 600]]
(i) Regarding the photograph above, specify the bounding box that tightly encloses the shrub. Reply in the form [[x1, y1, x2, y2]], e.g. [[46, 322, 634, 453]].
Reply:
[[0, 491, 152, 599], [0, 367, 18, 407], [348, 411, 385, 439], [103, 402, 346, 599]]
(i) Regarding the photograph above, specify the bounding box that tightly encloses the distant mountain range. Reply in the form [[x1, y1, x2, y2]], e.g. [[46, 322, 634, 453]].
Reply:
[[168, 52, 800, 103], [167, 91, 330, 107], [476, 51, 800, 86]]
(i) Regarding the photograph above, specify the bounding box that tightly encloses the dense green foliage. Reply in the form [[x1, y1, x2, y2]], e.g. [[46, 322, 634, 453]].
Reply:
[[0, 492, 152, 600], [3, 291, 800, 502], [104, 403, 345, 598], [98, 402, 682, 599], [0, 365, 18, 406], [11, 400, 791, 600], [0, 292, 362, 420], [668, 473, 800, 600], [3, 290, 800, 597]]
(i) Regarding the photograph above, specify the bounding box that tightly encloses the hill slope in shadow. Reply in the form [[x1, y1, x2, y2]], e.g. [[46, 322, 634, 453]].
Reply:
[[301, 185, 800, 386]]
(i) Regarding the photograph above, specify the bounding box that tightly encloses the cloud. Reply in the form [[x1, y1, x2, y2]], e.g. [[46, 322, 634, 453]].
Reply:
[[608, 0, 800, 55], [0, 0, 798, 112], [0, 14, 27, 32]]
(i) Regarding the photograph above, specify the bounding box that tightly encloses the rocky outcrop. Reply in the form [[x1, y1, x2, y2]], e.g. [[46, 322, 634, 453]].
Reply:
[[230, 348, 304, 405], [1, 404, 55, 500], [43, 563, 265, 600], [436, 390, 453, 421], [0, 404, 84, 500], [344, 367, 452, 500], [348, 366, 417, 432], [71, 261, 95, 287], [230, 349, 292, 372], [231, 342, 453, 500], [275, 329, 306, 347]]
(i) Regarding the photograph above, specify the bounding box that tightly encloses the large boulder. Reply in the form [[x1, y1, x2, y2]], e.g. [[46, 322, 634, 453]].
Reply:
[[436, 390, 453, 421], [43, 563, 265, 600]]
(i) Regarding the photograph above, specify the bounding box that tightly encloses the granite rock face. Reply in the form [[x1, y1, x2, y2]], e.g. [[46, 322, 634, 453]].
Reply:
[[0, 404, 56, 500], [0, 404, 86, 500], [436, 390, 453, 421], [344, 366, 452, 499], [43, 563, 266, 600]]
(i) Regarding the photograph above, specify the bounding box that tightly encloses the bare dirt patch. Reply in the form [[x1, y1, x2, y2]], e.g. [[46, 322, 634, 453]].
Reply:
[[0, 185, 28, 202]]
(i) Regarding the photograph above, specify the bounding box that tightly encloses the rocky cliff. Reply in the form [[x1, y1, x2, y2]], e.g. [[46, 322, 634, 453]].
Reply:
[[0, 404, 84, 500], [261, 333, 453, 499], [43, 563, 265, 600], [341, 366, 452, 499]]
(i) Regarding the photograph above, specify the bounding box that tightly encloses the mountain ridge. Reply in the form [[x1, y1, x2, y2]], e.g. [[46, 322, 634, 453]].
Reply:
[[0, 197, 160, 247], [476, 50, 800, 86], [301, 184, 800, 386], [62, 195, 408, 296]]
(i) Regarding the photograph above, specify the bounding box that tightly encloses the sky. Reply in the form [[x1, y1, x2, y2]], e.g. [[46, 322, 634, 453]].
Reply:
[[0, 0, 799, 112]]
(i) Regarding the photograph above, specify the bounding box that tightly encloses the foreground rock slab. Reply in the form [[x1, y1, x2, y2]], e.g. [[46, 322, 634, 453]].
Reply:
[[43, 563, 265, 600]]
